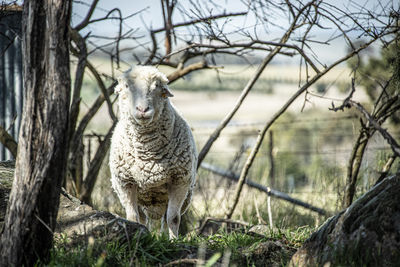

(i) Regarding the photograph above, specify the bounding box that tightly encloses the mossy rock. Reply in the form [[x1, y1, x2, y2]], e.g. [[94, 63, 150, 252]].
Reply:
[[290, 173, 400, 266], [0, 161, 148, 243]]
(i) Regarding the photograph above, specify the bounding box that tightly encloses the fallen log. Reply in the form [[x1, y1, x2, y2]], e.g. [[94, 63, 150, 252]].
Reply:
[[200, 162, 327, 215]]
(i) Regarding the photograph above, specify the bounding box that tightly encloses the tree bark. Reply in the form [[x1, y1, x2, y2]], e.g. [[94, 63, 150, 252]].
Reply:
[[290, 173, 400, 267], [0, 1, 72, 266]]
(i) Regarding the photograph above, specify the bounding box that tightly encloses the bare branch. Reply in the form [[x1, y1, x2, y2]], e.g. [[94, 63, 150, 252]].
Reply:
[[198, 0, 320, 170], [201, 162, 327, 215], [0, 126, 17, 158], [375, 154, 397, 185], [69, 29, 87, 144], [151, 11, 248, 34], [167, 61, 214, 83], [188, 41, 320, 73], [349, 100, 400, 157], [80, 122, 116, 204], [70, 83, 116, 160], [73, 0, 99, 31], [85, 60, 118, 123]]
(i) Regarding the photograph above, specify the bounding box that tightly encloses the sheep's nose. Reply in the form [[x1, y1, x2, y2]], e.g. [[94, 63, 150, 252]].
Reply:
[[136, 105, 150, 113]]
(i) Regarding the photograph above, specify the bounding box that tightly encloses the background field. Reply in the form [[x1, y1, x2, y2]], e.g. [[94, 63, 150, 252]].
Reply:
[[73, 57, 398, 231]]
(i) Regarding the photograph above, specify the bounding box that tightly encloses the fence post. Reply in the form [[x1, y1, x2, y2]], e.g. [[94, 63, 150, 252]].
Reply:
[[0, 6, 23, 161]]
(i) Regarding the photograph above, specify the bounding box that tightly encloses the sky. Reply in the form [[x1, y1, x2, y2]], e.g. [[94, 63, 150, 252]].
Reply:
[[69, 0, 397, 64], [7, 0, 398, 64]]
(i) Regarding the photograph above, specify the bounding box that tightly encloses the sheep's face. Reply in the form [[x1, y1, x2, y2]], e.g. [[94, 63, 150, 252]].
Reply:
[[116, 66, 173, 126]]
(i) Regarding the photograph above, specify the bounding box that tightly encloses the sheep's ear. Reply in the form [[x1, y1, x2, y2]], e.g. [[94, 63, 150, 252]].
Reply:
[[115, 66, 134, 94], [114, 77, 124, 94], [124, 65, 134, 76], [115, 77, 130, 95], [161, 85, 174, 98]]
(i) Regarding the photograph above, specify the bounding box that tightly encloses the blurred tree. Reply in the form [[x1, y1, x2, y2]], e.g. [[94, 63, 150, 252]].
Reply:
[[350, 42, 400, 123], [342, 34, 400, 208]]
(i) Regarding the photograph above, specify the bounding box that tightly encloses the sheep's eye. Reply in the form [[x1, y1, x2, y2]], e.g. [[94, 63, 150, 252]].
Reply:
[[125, 83, 129, 88]]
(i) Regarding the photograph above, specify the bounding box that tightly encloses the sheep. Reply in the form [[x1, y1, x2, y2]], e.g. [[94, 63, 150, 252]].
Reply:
[[109, 65, 197, 238]]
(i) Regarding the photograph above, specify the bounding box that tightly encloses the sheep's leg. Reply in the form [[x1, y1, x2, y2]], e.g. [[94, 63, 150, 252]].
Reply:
[[167, 184, 188, 238], [125, 186, 147, 225], [111, 180, 145, 224]]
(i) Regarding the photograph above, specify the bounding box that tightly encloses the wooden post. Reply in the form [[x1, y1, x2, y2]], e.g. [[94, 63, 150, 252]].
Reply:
[[268, 131, 275, 188]]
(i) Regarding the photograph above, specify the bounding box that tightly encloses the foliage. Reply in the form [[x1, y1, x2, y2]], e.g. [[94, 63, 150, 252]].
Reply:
[[350, 42, 399, 100], [349, 41, 400, 124]]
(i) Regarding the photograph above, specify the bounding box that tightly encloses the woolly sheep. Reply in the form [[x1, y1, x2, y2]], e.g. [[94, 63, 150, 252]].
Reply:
[[109, 65, 197, 238]]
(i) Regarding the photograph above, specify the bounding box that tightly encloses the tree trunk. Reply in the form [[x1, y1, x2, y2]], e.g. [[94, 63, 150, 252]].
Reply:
[[0, 1, 72, 266], [342, 130, 369, 208], [290, 173, 400, 267]]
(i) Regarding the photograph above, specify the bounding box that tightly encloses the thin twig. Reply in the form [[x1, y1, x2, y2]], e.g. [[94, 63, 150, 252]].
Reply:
[[73, 0, 99, 31], [0, 126, 17, 158], [152, 12, 247, 34], [349, 100, 400, 157]]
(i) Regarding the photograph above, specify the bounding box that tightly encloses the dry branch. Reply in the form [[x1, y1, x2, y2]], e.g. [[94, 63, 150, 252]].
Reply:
[[80, 122, 116, 204], [343, 128, 369, 208], [197, 0, 321, 170], [0, 126, 17, 158], [167, 61, 209, 83], [73, 0, 99, 31], [375, 154, 397, 185], [85, 60, 117, 123], [189, 41, 320, 73], [201, 162, 327, 215], [151, 12, 247, 34], [349, 100, 400, 157], [69, 29, 87, 145], [197, 46, 282, 169]]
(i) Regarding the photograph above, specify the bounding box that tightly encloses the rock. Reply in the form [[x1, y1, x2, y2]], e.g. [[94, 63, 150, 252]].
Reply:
[[290, 173, 400, 267], [240, 240, 296, 267], [56, 189, 148, 243], [0, 161, 148, 242], [248, 224, 271, 236]]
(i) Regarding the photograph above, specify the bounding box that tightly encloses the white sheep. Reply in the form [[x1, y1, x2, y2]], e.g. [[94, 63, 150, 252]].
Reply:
[[109, 65, 197, 238]]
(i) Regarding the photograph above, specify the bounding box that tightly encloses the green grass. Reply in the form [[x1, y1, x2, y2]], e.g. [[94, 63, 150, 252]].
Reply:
[[40, 226, 313, 266]]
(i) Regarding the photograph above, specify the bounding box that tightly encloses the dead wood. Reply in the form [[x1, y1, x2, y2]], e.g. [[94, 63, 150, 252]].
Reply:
[[200, 162, 327, 215], [0, 127, 17, 159]]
